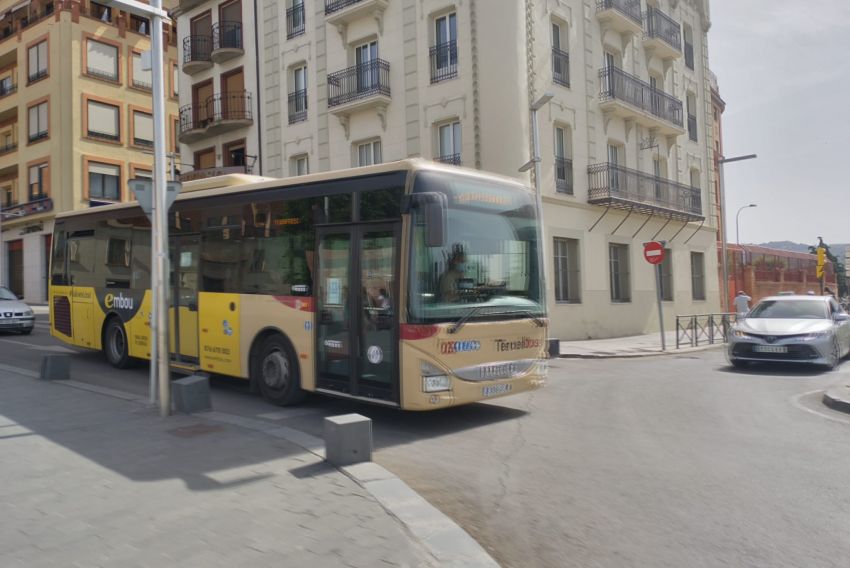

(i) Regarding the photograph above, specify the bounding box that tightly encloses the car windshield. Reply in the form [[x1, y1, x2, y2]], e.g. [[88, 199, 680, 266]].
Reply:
[[0, 287, 17, 301], [747, 299, 828, 320], [408, 170, 543, 323]]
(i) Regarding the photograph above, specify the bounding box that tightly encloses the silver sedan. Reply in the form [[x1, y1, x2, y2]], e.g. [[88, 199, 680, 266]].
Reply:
[[728, 295, 850, 369]]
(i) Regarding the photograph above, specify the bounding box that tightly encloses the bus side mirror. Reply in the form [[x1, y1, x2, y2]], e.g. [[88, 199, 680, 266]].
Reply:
[[403, 192, 447, 248]]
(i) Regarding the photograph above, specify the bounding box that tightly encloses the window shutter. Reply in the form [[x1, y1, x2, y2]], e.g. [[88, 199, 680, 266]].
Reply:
[[88, 162, 120, 177], [134, 112, 153, 142], [132, 52, 152, 85], [88, 101, 119, 136], [87, 40, 118, 78]]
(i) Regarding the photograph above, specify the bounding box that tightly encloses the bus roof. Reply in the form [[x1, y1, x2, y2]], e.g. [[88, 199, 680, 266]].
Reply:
[[55, 159, 531, 221]]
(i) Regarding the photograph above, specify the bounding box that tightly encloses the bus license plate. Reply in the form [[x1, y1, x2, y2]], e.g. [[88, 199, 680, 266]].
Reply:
[[753, 345, 788, 353], [482, 383, 512, 397]]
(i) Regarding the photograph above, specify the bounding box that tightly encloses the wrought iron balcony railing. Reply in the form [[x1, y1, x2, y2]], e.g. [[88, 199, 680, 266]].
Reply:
[[2, 196, 52, 218], [328, 59, 390, 107], [552, 47, 569, 87], [430, 41, 457, 83], [0, 141, 16, 155], [85, 67, 119, 83], [28, 131, 48, 143], [208, 90, 253, 122], [179, 103, 209, 133], [212, 21, 242, 51], [0, 81, 16, 98], [596, 0, 642, 25], [325, 0, 363, 15], [287, 3, 305, 38], [183, 35, 212, 65], [587, 162, 702, 220], [436, 154, 461, 166], [555, 157, 573, 194], [644, 6, 681, 51], [288, 89, 308, 124], [599, 66, 683, 127], [87, 129, 119, 142]]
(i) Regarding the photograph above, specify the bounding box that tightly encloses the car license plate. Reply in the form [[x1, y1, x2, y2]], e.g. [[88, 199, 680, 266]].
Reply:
[[482, 383, 512, 397], [753, 345, 788, 354]]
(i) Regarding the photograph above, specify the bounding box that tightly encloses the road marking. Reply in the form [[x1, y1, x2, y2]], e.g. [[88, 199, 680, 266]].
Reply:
[[0, 338, 75, 353], [791, 389, 850, 426]]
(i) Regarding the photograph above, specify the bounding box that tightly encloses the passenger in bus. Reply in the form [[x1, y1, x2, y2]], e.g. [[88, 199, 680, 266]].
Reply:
[[438, 250, 467, 302]]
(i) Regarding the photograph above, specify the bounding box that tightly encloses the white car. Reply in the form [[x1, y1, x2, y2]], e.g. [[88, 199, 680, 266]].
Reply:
[[0, 286, 35, 335], [728, 295, 850, 369]]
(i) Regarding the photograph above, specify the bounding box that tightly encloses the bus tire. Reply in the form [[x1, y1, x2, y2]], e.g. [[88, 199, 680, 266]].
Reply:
[[104, 317, 132, 369], [252, 334, 306, 406]]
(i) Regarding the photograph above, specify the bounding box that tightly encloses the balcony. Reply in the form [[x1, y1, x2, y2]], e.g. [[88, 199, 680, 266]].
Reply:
[[436, 154, 461, 166], [182, 35, 212, 75], [180, 165, 251, 182], [2, 196, 52, 219], [325, 0, 388, 41], [328, 59, 390, 121], [552, 47, 569, 87], [643, 6, 681, 60], [596, 0, 642, 35], [179, 91, 253, 143], [211, 21, 243, 64], [0, 80, 16, 99], [555, 157, 573, 194], [288, 89, 307, 124], [430, 41, 457, 84], [0, 141, 16, 156], [587, 162, 703, 221], [287, 3, 305, 39], [598, 67, 684, 135]]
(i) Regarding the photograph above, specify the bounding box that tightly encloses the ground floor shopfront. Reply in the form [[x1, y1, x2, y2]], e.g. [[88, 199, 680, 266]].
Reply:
[[1, 220, 53, 304]]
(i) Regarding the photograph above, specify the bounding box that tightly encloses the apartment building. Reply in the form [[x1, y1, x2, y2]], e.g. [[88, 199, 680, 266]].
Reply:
[[0, 0, 179, 302], [187, 0, 718, 339], [174, 0, 261, 180]]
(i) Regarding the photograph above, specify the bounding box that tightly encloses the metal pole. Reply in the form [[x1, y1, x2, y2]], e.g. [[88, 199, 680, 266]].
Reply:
[[151, 2, 170, 417], [530, 106, 547, 313], [655, 263, 665, 351], [0, 210, 4, 288], [718, 161, 729, 313]]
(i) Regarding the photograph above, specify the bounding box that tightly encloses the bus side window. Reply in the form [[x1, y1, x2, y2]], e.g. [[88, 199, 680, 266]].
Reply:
[[67, 231, 96, 287], [130, 217, 152, 290], [51, 228, 68, 285]]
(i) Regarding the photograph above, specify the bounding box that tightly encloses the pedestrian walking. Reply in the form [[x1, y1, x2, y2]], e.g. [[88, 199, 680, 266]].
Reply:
[[734, 290, 751, 318]]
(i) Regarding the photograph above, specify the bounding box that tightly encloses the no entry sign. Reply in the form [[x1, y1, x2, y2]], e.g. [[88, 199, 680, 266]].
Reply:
[[643, 241, 665, 265]]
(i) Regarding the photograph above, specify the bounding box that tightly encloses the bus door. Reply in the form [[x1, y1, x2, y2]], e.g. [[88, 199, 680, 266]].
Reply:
[[315, 224, 399, 404], [169, 234, 200, 362]]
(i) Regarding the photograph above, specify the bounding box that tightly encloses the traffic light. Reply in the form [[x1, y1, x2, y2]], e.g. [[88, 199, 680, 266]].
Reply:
[[817, 247, 826, 279]]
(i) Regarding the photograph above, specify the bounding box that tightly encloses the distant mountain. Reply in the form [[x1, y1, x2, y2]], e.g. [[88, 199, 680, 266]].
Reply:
[[757, 241, 849, 261]]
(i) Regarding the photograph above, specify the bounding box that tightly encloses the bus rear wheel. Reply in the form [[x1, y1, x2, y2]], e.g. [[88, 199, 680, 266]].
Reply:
[[104, 317, 131, 369], [252, 334, 306, 406]]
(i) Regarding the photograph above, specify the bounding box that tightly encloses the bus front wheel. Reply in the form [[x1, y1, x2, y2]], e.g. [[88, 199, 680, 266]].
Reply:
[[104, 317, 131, 369], [252, 334, 306, 406]]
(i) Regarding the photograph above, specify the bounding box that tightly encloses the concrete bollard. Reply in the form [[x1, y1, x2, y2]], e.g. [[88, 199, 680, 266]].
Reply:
[[172, 374, 212, 414], [40, 354, 70, 380], [324, 414, 372, 467], [548, 338, 560, 359]]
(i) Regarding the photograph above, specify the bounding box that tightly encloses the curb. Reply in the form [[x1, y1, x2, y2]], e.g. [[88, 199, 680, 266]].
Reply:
[[558, 342, 724, 359], [822, 384, 850, 414], [4, 362, 500, 568]]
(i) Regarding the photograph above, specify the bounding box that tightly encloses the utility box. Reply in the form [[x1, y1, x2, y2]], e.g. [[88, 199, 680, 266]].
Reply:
[[324, 414, 372, 467], [172, 374, 212, 414], [40, 354, 70, 380]]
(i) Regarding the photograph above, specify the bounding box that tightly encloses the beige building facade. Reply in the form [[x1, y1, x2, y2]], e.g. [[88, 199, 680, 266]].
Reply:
[[0, 0, 179, 303], [177, 0, 720, 339]]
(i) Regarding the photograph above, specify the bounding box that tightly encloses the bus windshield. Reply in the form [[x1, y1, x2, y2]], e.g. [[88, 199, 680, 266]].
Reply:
[[408, 170, 543, 323]]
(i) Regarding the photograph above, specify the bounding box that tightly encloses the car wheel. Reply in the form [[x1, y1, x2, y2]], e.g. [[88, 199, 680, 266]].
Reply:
[[730, 359, 748, 369], [104, 318, 132, 369], [252, 334, 306, 406]]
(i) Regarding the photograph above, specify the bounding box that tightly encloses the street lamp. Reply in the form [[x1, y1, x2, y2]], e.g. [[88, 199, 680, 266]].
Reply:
[[735, 203, 757, 245], [718, 154, 757, 313], [520, 92, 554, 311]]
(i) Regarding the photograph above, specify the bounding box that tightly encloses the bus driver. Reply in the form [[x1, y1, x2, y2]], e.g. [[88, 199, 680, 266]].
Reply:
[[439, 250, 467, 302]]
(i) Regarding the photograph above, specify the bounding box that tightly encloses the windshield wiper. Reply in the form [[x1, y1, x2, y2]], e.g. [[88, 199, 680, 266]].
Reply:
[[491, 310, 546, 327], [448, 305, 487, 334]]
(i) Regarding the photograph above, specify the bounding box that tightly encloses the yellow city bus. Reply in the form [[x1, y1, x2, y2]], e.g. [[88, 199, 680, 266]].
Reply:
[[49, 160, 548, 410]]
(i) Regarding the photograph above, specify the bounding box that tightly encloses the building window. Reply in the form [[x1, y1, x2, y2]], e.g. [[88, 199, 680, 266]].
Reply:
[[28, 163, 48, 201], [430, 12, 457, 83], [223, 139, 247, 169], [28, 101, 48, 143], [437, 121, 461, 165], [88, 162, 121, 201], [133, 169, 152, 180], [691, 251, 705, 300], [683, 24, 694, 70], [90, 2, 112, 22], [28, 41, 48, 82], [357, 140, 381, 166], [87, 100, 120, 142], [288, 65, 307, 124], [86, 39, 118, 82], [609, 243, 630, 302], [291, 154, 308, 176], [131, 52, 152, 90], [660, 248, 673, 301], [132, 111, 153, 148], [687, 93, 697, 141], [607, 143, 622, 191], [287, 0, 305, 39], [554, 126, 572, 194], [554, 237, 580, 303], [2, 185, 14, 207], [130, 15, 150, 35], [172, 64, 179, 96], [552, 21, 569, 87]]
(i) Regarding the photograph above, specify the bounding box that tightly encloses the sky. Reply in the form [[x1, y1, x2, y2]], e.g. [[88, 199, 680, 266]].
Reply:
[[708, 0, 850, 247]]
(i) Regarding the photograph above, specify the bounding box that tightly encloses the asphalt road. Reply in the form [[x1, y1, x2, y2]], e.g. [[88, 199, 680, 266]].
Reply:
[[6, 316, 850, 567]]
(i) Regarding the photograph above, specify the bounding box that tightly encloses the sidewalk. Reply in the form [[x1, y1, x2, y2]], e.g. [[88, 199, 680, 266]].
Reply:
[[0, 367, 487, 567], [559, 330, 726, 358]]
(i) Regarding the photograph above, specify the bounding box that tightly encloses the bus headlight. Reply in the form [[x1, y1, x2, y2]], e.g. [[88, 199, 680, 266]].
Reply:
[[421, 361, 451, 393]]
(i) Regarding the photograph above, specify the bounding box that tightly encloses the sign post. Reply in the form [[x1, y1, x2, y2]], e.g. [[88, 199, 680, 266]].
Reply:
[[644, 241, 666, 351]]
